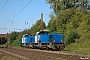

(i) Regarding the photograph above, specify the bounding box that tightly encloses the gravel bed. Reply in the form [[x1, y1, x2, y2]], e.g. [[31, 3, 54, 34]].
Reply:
[[0, 48, 90, 60]]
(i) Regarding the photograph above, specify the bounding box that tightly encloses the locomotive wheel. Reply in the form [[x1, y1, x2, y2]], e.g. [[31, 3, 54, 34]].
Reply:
[[51, 45, 57, 51], [46, 47, 49, 51], [58, 44, 65, 51]]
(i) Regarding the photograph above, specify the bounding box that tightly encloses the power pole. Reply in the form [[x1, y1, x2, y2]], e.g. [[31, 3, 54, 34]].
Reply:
[[1, 37, 2, 45], [7, 30, 10, 48], [40, 13, 43, 31], [7, 32, 8, 47], [8, 30, 10, 45]]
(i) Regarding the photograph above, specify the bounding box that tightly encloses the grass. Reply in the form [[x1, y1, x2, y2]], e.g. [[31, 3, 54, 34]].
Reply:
[[10, 39, 21, 47], [56, 58, 66, 60], [64, 32, 90, 55], [47, 56, 66, 60], [64, 39, 90, 55]]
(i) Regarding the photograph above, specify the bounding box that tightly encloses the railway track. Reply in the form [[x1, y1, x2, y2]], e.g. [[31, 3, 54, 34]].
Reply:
[[0, 47, 90, 60], [25, 48, 90, 60], [0, 49, 28, 60]]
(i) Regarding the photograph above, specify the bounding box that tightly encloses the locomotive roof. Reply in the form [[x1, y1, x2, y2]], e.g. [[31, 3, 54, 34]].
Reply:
[[38, 30, 48, 35]]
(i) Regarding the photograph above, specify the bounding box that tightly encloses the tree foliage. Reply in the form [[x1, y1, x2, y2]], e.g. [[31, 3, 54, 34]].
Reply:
[[9, 19, 46, 46], [46, 0, 90, 45], [29, 19, 46, 35], [10, 31, 18, 44], [46, 0, 90, 14], [9, 0, 90, 47], [64, 30, 79, 45]]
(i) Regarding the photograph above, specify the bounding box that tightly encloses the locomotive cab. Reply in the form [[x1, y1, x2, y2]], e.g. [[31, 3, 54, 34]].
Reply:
[[35, 30, 48, 43], [34, 30, 49, 48], [38, 30, 48, 35], [21, 34, 29, 47]]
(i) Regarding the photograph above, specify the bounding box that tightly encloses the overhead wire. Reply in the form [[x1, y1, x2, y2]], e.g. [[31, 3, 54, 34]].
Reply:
[[0, 0, 8, 10], [1, 0, 51, 32], [0, 0, 24, 23], [29, 12, 50, 24], [0, 0, 3, 5], [18, 7, 51, 25], [28, 12, 51, 24], [2, 0, 33, 28], [10, 0, 25, 15], [17, 12, 51, 30], [0, 0, 8, 30], [17, 8, 51, 29], [1, 0, 24, 22]]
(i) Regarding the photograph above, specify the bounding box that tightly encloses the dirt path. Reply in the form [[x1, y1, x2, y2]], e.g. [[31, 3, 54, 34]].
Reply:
[[0, 48, 90, 60]]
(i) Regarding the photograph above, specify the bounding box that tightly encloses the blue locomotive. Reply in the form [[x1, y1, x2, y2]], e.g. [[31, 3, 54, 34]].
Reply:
[[20, 34, 35, 48], [20, 30, 65, 50]]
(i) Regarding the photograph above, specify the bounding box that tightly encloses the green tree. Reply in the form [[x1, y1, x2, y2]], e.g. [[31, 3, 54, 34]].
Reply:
[[46, 0, 90, 15], [46, 0, 90, 46], [29, 19, 46, 35], [64, 30, 79, 45], [10, 31, 18, 44]]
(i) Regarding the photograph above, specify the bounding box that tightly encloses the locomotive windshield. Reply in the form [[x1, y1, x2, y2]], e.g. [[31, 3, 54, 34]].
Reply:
[[38, 30, 48, 35], [23, 34, 28, 37]]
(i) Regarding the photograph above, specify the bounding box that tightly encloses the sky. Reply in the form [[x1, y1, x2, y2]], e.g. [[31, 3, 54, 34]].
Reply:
[[0, 0, 52, 34]]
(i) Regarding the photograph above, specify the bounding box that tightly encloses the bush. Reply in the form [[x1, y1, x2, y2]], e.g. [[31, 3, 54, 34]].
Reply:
[[64, 30, 79, 45], [10, 32, 18, 44]]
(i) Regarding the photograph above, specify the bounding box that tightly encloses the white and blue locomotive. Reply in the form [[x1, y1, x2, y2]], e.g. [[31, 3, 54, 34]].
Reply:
[[20, 31, 65, 50]]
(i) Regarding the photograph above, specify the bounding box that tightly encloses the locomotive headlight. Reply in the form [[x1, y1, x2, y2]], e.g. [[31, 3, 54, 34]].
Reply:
[[61, 40, 63, 42], [54, 40, 55, 42]]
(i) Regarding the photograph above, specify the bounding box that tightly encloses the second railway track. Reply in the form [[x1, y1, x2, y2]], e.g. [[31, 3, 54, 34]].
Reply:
[[0, 49, 28, 60], [0, 47, 90, 60]]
